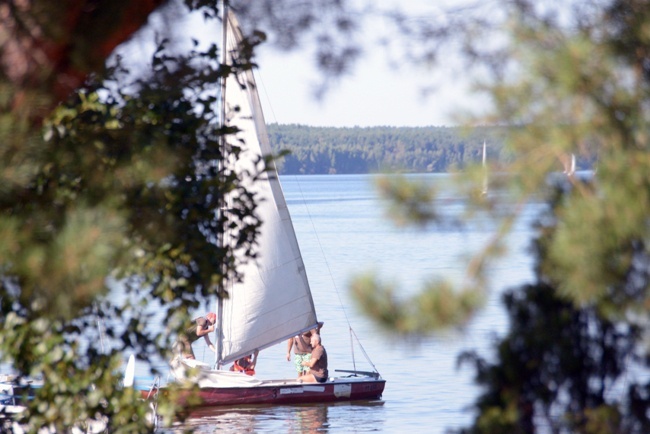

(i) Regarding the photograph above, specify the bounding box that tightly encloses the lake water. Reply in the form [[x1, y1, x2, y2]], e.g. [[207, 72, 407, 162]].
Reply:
[[150, 173, 543, 432]]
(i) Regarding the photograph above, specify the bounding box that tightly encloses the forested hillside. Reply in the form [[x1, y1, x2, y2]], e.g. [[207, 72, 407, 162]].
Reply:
[[267, 124, 508, 174]]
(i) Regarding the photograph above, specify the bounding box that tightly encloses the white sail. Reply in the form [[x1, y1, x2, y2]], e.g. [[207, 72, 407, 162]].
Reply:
[[219, 11, 318, 366]]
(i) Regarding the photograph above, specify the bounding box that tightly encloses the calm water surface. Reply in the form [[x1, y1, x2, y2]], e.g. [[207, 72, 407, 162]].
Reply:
[[153, 173, 542, 433]]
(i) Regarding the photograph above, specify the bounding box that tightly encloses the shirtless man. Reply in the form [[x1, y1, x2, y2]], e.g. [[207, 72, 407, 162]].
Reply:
[[300, 334, 328, 383], [286, 322, 323, 377]]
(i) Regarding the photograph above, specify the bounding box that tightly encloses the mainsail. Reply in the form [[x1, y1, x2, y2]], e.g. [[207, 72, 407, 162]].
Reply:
[[218, 11, 319, 366]]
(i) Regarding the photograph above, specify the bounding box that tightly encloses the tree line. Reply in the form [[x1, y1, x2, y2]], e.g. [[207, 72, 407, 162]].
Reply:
[[267, 123, 509, 174]]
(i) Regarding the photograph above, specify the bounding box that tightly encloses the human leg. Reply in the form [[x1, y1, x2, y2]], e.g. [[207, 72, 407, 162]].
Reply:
[[294, 354, 311, 377], [179, 337, 195, 359]]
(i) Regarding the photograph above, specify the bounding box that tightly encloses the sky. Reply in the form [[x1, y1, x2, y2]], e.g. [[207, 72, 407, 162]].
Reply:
[[121, 1, 479, 128], [255, 45, 470, 128], [218, 0, 480, 128]]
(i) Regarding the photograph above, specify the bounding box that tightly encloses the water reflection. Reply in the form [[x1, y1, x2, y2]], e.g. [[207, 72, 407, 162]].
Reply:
[[169, 405, 262, 433], [149, 174, 533, 433], [288, 404, 328, 433], [163, 401, 385, 433]]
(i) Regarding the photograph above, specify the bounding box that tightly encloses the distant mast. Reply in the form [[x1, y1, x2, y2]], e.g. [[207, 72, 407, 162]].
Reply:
[[563, 153, 576, 177], [481, 140, 488, 195]]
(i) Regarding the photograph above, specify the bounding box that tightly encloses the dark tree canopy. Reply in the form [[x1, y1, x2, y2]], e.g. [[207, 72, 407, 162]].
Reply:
[[1, 1, 281, 430], [348, 0, 650, 432], [459, 181, 650, 433]]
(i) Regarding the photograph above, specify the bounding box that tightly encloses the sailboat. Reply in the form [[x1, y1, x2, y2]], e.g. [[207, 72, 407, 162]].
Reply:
[[141, 9, 385, 408]]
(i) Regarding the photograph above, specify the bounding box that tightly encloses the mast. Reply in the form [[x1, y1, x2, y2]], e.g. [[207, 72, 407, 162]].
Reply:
[[481, 140, 488, 195], [215, 0, 229, 370], [482, 140, 486, 167]]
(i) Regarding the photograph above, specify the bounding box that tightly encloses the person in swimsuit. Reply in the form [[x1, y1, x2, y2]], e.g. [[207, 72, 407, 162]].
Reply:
[[300, 333, 328, 384], [286, 322, 323, 377]]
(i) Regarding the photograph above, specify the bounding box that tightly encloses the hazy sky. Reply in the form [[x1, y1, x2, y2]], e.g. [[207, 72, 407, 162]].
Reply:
[[254, 4, 474, 129], [256, 44, 471, 128], [124, 1, 477, 128]]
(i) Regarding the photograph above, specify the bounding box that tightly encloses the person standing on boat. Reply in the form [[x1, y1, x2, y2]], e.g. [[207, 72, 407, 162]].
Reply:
[[300, 333, 328, 383], [174, 312, 217, 360], [286, 322, 323, 377]]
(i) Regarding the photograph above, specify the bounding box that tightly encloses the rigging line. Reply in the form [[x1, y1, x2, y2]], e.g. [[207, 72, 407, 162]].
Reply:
[[350, 327, 381, 374], [349, 327, 357, 373], [291, 178, 352, 328], [247, 17, 340, 324], [255, 65, 279, 124], [284, 178, 383, 373], [253, 33, 375, 370], [289, 178, 382, 373]]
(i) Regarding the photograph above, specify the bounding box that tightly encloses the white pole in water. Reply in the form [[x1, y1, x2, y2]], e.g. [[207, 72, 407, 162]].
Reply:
[[482, 140, 488, 195], [482, 140, 487, 167]]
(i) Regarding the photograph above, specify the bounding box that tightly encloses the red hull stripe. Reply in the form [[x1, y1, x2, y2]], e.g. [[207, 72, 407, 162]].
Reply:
[[143, 379, 385, 407]]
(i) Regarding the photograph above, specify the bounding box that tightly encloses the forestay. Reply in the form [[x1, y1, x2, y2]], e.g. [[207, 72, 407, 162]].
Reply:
[[219, 11, 319, 366]]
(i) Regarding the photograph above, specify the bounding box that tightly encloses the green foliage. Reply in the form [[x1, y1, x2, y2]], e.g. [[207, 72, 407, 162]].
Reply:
[[457, 189, 650, 432], [351, 274, 484, 334], [0, 6, 266, 431], [0, 315, 156, 432], [343, 0, 650, 431], [374, 176, 439, 227]]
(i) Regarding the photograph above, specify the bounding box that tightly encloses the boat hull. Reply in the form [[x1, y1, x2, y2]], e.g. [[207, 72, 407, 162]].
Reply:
[[144, 377, 385, 407]]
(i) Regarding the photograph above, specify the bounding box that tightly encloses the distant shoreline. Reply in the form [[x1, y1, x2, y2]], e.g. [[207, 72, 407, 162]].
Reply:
[[268, 123, 506, 175]]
